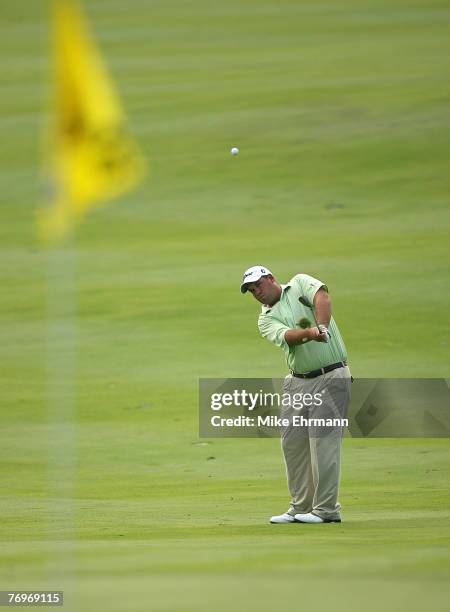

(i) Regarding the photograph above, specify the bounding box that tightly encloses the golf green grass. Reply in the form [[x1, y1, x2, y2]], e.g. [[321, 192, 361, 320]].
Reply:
[[1, 0, 449, 610]]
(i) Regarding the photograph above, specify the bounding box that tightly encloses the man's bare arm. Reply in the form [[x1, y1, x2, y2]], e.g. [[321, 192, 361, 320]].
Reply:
[[285, 326, 325, 346], [314, 288, 332, 327], [284, 288, 331, 347]]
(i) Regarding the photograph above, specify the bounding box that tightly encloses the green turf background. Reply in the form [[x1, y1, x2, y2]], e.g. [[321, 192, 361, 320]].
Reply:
[[1, 0, 449, 610]]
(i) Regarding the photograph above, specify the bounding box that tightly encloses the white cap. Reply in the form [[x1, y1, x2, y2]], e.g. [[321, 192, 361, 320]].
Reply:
[[240, 265, 272, 293]]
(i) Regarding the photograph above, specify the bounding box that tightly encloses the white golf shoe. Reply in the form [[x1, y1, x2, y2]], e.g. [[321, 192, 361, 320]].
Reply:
[[294, 512, 341, 523], [269, 512, 296, 524]]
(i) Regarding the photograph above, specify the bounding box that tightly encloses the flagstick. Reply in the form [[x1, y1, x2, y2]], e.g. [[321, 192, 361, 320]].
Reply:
[[42, 1, 146, 598], [46, 240, 77, 608]]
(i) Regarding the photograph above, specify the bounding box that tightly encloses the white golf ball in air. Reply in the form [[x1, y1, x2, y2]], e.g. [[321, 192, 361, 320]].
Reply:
[[231, 147, 239, 156]]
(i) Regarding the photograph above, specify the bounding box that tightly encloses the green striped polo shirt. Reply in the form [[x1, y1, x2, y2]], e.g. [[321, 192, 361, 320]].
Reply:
[[257, 273, 347, 374]]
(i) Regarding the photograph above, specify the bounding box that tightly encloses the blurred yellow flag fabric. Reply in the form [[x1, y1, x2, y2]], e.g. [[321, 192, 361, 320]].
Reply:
[[39, 0, 146, 242]]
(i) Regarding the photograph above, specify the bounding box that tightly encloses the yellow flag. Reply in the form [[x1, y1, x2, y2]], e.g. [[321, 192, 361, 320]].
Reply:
[[39, 0, 146, 242]]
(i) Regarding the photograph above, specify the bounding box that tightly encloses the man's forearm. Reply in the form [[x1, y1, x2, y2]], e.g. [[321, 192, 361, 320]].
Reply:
[[285, 327, 322, 346], [314, 289, 332, 327], [284, 289, 332, 347]]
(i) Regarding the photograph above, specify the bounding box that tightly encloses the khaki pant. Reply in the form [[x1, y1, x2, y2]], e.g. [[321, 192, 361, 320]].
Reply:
[[280, 365, 351, 521]]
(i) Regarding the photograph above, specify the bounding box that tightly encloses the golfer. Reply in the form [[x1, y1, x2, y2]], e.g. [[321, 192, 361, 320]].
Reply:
[[241, 266, 352, 524]]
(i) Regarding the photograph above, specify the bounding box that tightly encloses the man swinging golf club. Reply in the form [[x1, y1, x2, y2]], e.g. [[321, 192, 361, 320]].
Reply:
[[241, 266, 352, 524]]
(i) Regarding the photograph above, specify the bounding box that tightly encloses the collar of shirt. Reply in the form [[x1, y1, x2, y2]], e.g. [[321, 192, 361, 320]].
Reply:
[[261, 284, 291, 314]]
